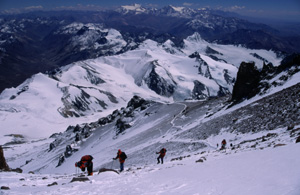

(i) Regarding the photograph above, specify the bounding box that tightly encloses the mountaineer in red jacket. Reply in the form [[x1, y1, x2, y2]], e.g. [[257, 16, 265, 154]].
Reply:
[[221, 139, 227, 150], [156, 148, 167, 164], [75, 155, 93, 176], [113, 149, 127, 172]]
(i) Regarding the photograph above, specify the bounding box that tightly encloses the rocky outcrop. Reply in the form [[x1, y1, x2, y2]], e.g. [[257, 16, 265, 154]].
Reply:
[[47, 182, 58, 187], [192, 80, 209, 100], [127, 95, 147, 110], [144, 62, 176, 97], [0, 146, 23, 173], [178, 82, 300, 141], [1, 186, 10, 190], [0, 146, 10, 171], [231, 53, 300, 104], [51, 95, 151, 167], [231, 62, 260, 103]]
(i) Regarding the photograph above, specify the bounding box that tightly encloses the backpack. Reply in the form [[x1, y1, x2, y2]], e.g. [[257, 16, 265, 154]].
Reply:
[[222, 140, 226, 146], [81, 155, 93, 161], [161, 148, 166, 154], [120, 152, 127, 160]]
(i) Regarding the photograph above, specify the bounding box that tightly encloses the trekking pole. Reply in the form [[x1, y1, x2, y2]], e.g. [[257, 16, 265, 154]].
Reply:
[[111, 160, 114, 169]]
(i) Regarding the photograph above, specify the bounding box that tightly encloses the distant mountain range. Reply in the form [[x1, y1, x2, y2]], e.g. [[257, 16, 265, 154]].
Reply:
[[1, 5, 300, 92]]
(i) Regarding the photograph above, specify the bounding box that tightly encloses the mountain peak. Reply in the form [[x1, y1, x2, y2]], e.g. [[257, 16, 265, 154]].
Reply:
[[186, 32, 205, 43], [119, 4, 147, 14], [168, 5, 186, 13]]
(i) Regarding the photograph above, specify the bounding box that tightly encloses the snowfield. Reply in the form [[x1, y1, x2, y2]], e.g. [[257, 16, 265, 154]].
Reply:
[[1, 130, 300, 195]]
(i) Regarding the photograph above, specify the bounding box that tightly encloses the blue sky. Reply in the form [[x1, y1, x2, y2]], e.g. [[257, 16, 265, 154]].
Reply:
[[0, 0, 299, 22]]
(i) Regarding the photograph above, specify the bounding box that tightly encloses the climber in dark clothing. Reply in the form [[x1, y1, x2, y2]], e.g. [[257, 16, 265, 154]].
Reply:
[[156, 148, 167, 164], [75, 155, 94, 176]]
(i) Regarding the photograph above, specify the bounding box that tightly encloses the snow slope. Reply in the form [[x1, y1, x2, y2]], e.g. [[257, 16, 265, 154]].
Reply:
[[1, 128, 300, 195]]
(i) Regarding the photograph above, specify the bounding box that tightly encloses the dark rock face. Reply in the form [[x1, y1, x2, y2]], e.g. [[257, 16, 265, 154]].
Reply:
[[115, 118, 131, 135], [192, 80, 208, 100], [189, 52, 212, 79], [231, 53, 300, 104], [0, 146, 23, 173], [58, 85, 115, 118], [49, 143, 55, 151], [189, 51, 231, 99], [260, 62, 275, 79], [144, 63, 176, 97], [115, 96, 150, 135], [231, 62, 260, 103], [64, 145, 73, 158], [0, 146, 10, 171], [127, 95, 146, 109], [11, 168, 23, 173], [56, 155, 65, 167], [276, 53, 300, 74]]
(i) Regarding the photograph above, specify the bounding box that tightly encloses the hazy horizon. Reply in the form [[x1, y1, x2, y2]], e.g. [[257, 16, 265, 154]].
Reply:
[[0, 0, 299, 23]]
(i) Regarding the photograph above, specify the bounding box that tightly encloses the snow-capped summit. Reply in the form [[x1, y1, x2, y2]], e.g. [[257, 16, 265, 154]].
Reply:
[[158, 5, 196, 17], [55, 22, 127, 53], [118, 4, 148, 14], [184, 32, 207, 48]]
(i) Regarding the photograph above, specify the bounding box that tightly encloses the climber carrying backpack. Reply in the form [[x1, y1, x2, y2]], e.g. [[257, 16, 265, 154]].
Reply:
[[113, 149, 127, 172], [75, 155, 94, 176], [156, 148, 167, 164], [221, 139, 227, 150]]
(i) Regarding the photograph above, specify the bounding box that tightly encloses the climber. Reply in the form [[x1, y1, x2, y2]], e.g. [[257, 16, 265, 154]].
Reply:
[[156, 148, 167, 164], [221, 139, 227, 150], [113, 149, 127, 172], [75, 155, 94, 176]]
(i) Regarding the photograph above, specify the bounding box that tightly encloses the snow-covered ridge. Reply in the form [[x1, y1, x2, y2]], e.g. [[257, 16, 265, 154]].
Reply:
[[120, 4, 148, 14], [54, 22, 127, 53], [118, 4, 197, 18], [0, 32, 282, 139]]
